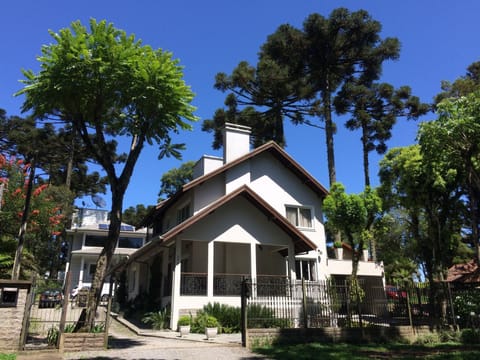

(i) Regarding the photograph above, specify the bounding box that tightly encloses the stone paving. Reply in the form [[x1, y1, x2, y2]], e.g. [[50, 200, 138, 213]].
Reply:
[[18, 315, 268, 360]]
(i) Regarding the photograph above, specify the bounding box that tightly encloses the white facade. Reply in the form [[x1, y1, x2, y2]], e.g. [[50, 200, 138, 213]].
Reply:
[[66, 208, 146, 297], [120, 124, 383, 328]]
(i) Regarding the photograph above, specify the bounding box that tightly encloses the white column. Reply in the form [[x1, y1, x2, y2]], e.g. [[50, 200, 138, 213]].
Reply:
[[161, 249, 169, 299], [170, 239, 182, 329], [79, 257, 85, 287], [207, 241, 214, 298], [250, 242, 257, 282]]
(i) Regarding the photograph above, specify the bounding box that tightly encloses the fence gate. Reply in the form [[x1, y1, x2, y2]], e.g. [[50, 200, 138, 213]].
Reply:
[[22, 279, 65, 350]]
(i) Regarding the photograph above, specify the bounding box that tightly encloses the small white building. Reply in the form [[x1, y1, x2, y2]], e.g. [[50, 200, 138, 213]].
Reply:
[[117, 123, 384, 328], [65, 208, 146, 297]]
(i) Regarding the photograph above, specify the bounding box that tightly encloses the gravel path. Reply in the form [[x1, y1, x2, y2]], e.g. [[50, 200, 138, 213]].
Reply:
[[63, 318, 268, 360]]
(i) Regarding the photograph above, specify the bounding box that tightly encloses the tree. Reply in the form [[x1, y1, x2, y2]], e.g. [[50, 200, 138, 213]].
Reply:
[[122, 204, 154, 228], [418, 91, 480, 262], [206, 9, 400, 186], [335, 82, 429, 186], [434, 61, 480, 105], [17, 19, 197, 330], [378, 145, 467, 319], [158, 160, 195, 200], [323, 183, 382, 279]]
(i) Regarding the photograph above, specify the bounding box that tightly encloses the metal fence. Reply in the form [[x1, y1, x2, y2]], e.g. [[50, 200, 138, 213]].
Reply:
[[242, 278, 480, 330]]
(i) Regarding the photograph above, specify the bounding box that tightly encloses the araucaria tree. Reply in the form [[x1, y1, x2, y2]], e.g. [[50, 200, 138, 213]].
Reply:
[[17, 19, 197, 330], [206, 8, 400, 186]]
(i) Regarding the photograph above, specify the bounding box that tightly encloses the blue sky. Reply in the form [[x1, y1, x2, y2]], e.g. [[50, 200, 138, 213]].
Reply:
[[1, 1, 479, 210]]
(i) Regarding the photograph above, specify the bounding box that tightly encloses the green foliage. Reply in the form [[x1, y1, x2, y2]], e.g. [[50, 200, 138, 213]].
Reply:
[[198, 302, 241, 333], [453, 290, 480, 328], [177, 315, 192, 327], [247, 304, 290, 328], [461, 328, 480, 344], [0, 354, 16, 360], [142, 308, 170, 330], [191, 313, 218, 333], [158, 161, 195, 200], [46, 326, 59, 346]]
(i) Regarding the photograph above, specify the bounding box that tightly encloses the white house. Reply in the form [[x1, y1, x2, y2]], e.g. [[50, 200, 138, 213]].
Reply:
[[65, 208, 146, 298], [117, 123, 384, 328]]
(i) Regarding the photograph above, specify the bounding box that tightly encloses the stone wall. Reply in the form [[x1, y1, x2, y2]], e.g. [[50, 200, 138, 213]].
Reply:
[[246, 326, 435, 348], [0, 280, 32, 351], [59, 333, 105, 352]]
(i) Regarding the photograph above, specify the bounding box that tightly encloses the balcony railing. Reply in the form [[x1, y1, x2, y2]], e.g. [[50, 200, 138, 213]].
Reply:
[[179, 273, 287, 296]]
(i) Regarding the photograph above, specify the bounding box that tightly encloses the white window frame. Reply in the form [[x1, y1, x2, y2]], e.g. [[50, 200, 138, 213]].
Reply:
[[285, 205, 314, 230]]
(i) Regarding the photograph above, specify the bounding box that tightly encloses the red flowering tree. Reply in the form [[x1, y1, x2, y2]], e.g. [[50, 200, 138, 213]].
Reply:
[[0, 154, 71, 278]]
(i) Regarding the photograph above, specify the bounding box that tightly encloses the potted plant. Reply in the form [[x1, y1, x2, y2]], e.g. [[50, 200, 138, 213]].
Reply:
[[204, 315, 219, 339], [177, 314, 192, 337], [333, 241, 343, 260]]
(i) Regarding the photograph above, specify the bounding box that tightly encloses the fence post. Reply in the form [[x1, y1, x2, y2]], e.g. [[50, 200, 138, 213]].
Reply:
[[241, 278, 248, 347], [58, 271, 71, 348], [446, 282, 457, 330], [302, 278, 308, 329]]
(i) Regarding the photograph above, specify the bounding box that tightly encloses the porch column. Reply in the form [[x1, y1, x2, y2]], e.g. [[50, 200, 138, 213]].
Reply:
[[79, 257, 85, 287], [250, 242, 257, 282], [287, 243, 296, 281], [161, 249, 169, 299], [171, 238, 182, 329], [207, 241, 214, 297]]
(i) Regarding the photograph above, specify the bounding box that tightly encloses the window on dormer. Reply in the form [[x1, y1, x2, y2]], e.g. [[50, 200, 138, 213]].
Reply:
[[177, 203, 191, 224], [286, 205, 313, 229]]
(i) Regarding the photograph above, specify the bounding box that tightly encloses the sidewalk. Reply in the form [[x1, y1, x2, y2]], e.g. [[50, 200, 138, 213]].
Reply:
[[114, 314, 243, 345]]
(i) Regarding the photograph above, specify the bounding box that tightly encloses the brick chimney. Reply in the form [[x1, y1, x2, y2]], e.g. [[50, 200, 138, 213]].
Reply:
[[223, 123, 251, 164]]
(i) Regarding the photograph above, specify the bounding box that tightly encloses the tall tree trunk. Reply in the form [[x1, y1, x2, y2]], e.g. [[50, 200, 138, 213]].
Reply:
[[11, 159, 36, 280], [322, 88, 336, 186], [81, 185, 124, 331], [361, 122, 370, 187]]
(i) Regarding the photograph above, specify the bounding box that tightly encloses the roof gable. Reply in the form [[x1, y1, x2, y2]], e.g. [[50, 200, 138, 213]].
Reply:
[[130, 185, 317, 262], [140, 141, 328, 227]]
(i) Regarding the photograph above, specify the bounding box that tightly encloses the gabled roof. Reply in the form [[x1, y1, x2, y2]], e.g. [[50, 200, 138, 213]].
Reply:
[[447, 260, 480, 283], [139, 141, 328, 228], [127, 185, 318, 263]]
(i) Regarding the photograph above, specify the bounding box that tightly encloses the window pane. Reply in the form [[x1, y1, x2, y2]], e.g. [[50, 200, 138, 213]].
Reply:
[[299, 208, 312, 228], [286, 207, 298, 226], [85, 235, 105, 247], [118, 237, 143, 249]]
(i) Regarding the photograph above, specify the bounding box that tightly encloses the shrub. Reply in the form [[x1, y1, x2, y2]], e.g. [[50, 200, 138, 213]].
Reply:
[[247, 304, 290, 328], [200, 302, 241, 333], [177, 314, 192, 327], [142, 308, 170, 330], [191, 313, 218, 333], [461, 328, 480, 344], [453, 289, 480, 328]]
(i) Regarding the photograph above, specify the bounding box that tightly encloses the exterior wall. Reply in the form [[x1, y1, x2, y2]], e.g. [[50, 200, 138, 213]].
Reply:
[[223, 123, 251, 163], [180, 196, 292, 248], [161, 192, 194, 231], [225, 162, 251, 194], [0, 281, 31, 351], [193, 175, 224, 213], [192, 155, 223, 179], [326, 258, 384, 277]]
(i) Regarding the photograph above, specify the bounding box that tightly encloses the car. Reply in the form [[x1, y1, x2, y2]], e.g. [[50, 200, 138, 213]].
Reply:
[[385, 285, 407, 300], [38, 289, 63, 308]]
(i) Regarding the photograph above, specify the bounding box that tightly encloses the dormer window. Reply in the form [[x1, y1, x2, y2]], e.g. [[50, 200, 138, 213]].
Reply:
[[177, 203, 191, 224], [285, 205, 313, 229]]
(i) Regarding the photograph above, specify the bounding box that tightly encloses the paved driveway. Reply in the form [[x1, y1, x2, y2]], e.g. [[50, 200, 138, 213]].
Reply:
[[63, 318, 268, 360]]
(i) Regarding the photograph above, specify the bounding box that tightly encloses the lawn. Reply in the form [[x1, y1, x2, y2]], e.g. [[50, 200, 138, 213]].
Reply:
[[253, 342, 480, 359], [0, 354, 16, 360]]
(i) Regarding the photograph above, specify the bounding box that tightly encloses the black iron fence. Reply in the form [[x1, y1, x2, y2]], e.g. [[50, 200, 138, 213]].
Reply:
[[242, 278, 480, 330]]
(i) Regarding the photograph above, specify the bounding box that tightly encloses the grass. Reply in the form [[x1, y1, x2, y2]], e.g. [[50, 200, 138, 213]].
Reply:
[[0, 354, 16, 360], [253, 342, 480, 360]]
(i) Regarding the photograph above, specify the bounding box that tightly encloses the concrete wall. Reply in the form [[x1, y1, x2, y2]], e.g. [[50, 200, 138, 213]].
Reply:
[[0, 280, 31, 351]]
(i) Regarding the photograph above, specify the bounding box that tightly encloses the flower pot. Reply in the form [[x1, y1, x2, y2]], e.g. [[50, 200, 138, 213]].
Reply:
[[334, 247, 343, 260], [205, 327, 218, 339], [179, 325, 190, 337]]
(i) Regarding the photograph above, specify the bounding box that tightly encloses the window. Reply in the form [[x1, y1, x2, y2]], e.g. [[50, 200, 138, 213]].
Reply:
[[118, 237, 143, 249], [286, 206, 313, 229], [295, 260, 317, 281], [89, 264, 97, 277], [85, 235, 106, 247], [0, 287, 18, 307], [177, 203, 191, 224]]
